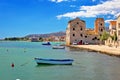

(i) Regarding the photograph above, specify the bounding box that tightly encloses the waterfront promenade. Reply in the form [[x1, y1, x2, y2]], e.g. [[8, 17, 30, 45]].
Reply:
[[68, 45, 120, 56]]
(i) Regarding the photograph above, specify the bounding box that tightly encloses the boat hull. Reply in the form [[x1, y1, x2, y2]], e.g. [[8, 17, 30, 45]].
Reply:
[[42, 42, 51, 45], [52, 46, 65, 49], [34, 58, 73, 65]]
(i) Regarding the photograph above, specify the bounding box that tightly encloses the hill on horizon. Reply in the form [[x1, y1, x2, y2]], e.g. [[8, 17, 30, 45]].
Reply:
[[25, 31, 66, 38]]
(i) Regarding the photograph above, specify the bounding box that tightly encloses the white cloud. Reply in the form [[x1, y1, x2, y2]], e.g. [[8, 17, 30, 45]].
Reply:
[[49, 0, 76, 3], [105, 19, 116, 23], [57, 0, 120, 19]]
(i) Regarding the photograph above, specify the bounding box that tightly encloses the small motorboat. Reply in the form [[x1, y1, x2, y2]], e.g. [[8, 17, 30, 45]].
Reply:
[[34, 58, 74, 65], [42, 42, 51, 45], [52, 45, 65, 49]]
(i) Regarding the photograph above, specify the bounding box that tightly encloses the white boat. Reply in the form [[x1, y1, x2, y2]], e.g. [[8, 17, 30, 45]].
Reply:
[[34, 58, 74, 65], [52, 45, 65, 49]]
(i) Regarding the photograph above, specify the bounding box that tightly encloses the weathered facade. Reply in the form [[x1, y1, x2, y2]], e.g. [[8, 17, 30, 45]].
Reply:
[[116, 15, 120, 45], [94, 18, 105, 35], [66, 18, 86, 45], [66, 18, 105, 45]]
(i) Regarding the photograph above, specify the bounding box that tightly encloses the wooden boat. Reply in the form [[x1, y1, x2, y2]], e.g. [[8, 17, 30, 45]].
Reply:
[[42, 42, 51, 45], [34, 58, 74, 65], [52, 45, 65, 49]]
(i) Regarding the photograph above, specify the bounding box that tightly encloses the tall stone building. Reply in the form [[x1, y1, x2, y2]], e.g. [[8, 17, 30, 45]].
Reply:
[[66, 17, 105, 45], [66, 18, 86, 45], [94, 18, 105, 35]]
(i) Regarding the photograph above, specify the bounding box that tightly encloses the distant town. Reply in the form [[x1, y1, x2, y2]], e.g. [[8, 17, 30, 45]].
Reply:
[[2, 31, 66, 42]]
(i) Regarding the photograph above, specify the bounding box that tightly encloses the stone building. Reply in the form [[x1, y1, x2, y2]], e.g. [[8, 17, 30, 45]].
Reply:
[[66, 18, 86, 45], [94, 18, 105, 35], [66, 18, 105, 45], [116, 15, 120, 45]]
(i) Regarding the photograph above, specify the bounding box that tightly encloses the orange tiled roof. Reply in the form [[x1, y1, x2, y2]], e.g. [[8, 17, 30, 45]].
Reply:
[[110, 21, 116, 26]]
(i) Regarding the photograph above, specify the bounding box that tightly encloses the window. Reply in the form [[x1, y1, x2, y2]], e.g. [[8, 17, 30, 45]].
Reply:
[[80, 28, 83, 31], [100, 28, 103, 32], [101, 29, 103, 32], [77, 22, 79, 24], [100, 23, 102, 26], [85, 36, 87, 38], [73, 34, 75, 37], [73, 28, 75, 30], [94, 37, 97, 40], [80, 34, 83, 37]]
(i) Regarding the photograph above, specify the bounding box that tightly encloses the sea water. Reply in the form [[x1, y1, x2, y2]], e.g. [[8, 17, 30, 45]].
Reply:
[[0, 41, 120, 80]]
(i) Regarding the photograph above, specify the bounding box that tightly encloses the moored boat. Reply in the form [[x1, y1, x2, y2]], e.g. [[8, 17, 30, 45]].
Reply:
[[34, 58, 74, 65], [42, 42, 51, 45], [52, 45, 65, 49]]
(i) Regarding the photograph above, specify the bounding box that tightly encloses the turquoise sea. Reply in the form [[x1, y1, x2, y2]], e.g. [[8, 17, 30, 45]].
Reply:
[[0, 41, 120, 80]]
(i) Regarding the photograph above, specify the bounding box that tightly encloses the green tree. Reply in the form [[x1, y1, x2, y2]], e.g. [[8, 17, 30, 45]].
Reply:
[[111, 32, 117, 41], [39, 37, 43, 41], [100, 31, 110, 43]]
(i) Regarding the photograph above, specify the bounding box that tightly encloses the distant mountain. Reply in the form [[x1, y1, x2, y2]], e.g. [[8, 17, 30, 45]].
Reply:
[[25, 31, 66, 38]]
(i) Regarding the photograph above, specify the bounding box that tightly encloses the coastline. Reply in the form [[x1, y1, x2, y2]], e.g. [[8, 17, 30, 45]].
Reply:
[[67, 45, 120, 56]]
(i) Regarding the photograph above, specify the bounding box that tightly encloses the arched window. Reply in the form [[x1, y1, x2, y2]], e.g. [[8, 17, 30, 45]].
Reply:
[[73, 34, 75, 37], [101, 29, 103, 32], [73, 28, 75, 30], [80, 28, 83, 31], [85, 36, 87, 38], [80, 34, 83, 37]]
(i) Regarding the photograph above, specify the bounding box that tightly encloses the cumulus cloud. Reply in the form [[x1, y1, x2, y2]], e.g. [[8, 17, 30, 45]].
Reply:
[[49, 0, 76, 3], [57, 0, 120, 19]]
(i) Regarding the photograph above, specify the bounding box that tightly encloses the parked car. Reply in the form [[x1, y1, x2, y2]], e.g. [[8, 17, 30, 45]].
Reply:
[[72, 42, 77, 45], [84, 42, 89, 45]]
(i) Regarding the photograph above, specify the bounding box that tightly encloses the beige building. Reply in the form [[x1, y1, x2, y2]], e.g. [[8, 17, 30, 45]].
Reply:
[[105, 21, 117, 46], [116, 15, 120, 45], [66, 18, 105, 45], [109, 21, 116, 36]]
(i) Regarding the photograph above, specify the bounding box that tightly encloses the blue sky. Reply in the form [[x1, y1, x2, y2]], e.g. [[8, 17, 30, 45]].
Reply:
[[0, 0, 120, 38]]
